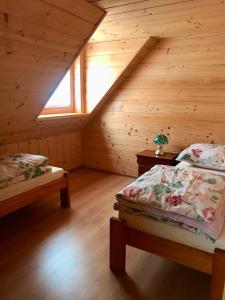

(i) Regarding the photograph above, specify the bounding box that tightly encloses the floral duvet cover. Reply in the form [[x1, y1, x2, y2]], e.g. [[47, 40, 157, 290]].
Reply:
[[115, 165, 225, 241], [0, 153, 51, 189]]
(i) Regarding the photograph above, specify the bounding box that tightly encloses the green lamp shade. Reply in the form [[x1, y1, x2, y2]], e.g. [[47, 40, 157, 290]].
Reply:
[[153, 134, 168, 145]]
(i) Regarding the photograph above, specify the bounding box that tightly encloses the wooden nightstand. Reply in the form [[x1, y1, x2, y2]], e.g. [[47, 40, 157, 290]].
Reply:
[[136, 150, 178, 176]]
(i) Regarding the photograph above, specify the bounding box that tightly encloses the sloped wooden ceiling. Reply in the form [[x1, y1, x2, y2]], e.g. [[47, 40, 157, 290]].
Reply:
[[0, 0, 105, 143], [85, 37, 158, 115]]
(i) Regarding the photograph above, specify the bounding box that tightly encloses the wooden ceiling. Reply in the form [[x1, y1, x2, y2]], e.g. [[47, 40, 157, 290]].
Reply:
[[0, 0, 105, 143]]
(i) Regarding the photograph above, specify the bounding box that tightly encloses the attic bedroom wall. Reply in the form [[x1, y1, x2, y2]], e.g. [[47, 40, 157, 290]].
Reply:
[[0, 131, 81, 170], [0, 0, 105, 169], [83, 0, 225, 176]]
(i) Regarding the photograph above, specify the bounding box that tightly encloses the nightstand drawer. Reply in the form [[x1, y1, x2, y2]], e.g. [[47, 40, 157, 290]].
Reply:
[[136, 150, 178, 176], [137, 156, 175, 166]]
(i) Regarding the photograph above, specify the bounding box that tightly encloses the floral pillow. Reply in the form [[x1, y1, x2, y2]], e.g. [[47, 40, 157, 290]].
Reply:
[[176, 143, 225, 171]]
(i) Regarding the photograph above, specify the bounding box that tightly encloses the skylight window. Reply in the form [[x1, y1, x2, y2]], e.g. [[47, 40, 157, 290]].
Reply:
[[45, 70, 71, 108], [41, 66, 75, 115], [40, 54, 84, 116]]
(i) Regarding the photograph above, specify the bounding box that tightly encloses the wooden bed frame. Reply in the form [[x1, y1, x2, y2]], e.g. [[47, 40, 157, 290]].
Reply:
[[0, 172, 70, 217], [110, 217, 225, 300]]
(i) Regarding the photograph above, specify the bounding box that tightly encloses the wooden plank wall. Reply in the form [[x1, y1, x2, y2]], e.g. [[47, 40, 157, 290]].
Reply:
[[0, 1, 105, 170], [0, 131, 81, 170], [85, 37, 158, 115], [0, 0, 105, 140], [84, 37, 151, 112], [83, 0, 225, 176]]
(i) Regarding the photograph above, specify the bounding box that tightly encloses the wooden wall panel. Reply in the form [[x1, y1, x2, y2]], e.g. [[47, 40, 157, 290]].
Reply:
[[83, 0, 225, 177], [84, 38, 149, 112], [89, 0, 225, 41], [85, 37, 158, 114], [0, 131, 81, 170], [0, 0, 105, 140]]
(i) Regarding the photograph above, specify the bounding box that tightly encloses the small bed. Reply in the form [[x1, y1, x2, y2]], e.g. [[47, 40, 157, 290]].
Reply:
[[110, 144, 225, 300], [0, 154, 70, 218]]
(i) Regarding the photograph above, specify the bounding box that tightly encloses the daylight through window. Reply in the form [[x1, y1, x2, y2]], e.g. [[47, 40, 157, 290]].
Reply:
[[40, 53, 85, 116], [45, 70, 71, 108], [41, 65, 75, 115]]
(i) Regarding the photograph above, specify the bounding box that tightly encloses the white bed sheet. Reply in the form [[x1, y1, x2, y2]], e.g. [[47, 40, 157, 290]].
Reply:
[[0, 166, 64, 202], [118, 161, 225, 253]]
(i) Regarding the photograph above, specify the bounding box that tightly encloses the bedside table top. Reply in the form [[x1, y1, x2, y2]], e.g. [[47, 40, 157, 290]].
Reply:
[[136, 150, 178, 161]]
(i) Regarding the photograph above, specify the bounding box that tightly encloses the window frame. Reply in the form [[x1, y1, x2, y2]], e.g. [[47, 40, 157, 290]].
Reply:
[[41, 66, 75, 115]]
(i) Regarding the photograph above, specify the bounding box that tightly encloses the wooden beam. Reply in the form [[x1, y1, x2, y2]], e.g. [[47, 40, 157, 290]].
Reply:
[[74, 51, 86, 113], [85, 36, 159, 125], [80, 51, 86, 113]]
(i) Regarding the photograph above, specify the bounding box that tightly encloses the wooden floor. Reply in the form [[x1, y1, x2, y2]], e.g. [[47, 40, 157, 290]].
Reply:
[[0, 168, 210, 300]]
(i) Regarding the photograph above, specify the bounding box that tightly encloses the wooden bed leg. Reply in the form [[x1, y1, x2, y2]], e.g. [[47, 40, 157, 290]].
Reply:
[[210, 248, 225, 300], [110, 217, 126, 273], [60, 173, 70, 208]]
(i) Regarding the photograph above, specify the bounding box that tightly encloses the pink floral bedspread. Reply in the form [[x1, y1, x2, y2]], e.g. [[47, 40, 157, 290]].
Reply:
[[115, 165, 225, 241]]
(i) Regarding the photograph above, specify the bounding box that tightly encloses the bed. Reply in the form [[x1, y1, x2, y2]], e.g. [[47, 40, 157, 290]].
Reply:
[[0, 154, 70, 217], [110, 150, 225, 300]]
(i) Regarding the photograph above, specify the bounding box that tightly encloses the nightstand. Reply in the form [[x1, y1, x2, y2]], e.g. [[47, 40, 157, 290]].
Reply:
[[136, 150, 178, 176]]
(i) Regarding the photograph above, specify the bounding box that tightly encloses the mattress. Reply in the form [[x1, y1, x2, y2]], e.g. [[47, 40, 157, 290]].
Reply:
[[118, 161, 225, 253], [0, 166, 64, 202]]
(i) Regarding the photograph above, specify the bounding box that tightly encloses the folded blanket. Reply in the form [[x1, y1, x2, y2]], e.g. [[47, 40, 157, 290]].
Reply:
[[0, 153, 50, 189], [115, 165, 225, 241]]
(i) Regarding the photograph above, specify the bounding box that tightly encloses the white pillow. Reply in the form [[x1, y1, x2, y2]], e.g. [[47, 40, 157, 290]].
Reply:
[[176, 143, 225, 171]]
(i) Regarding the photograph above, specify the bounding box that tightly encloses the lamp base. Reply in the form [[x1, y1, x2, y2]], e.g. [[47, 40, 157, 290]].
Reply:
[[155, 144, 164, 156]]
